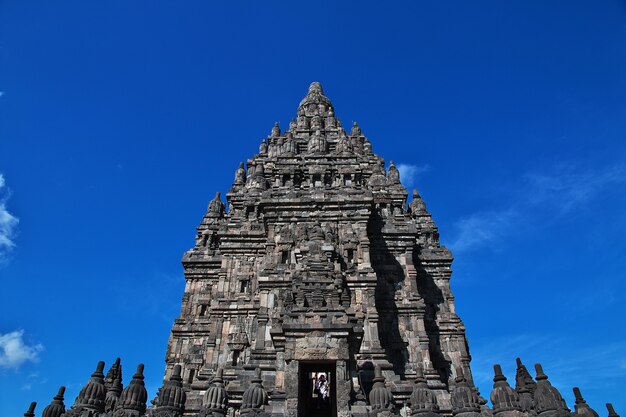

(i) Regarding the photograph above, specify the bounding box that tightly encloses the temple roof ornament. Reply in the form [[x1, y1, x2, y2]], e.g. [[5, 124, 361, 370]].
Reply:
[[572, 388, 599, 417], [73, 361, 107, 413], [409, 189, 427, 214], [104, 357, 123, 413], [351, 121, 362, 136], [606, 404, 620, 417], [408, 366, 439, 417], [451, 367, 482, 417], [23, 402, 37, 417], [240, 368, 268, 415], [271, 122, 281, 137], [117, 364, 148, 415], [207, 192, 225, 218], [200, 368, 228, 417], [154, 364, 186, 416], [234, 162, 246, 186], [514, 358, 536, 396], [533, 364, 570, 417], [387, 160, 401, 184], [104, 358, 123, 392], [246, 164, 269, 190], [490, 364, 522, 416], [307, 129, 327, 154], [335, 130, 353, 154], [41, 387, 66, 417], [369, 366, 395, 411], [298, 82, 333, 118]]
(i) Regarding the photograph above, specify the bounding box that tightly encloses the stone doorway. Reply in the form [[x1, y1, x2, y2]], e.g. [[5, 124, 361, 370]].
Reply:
[[298, 361, 337, 417]]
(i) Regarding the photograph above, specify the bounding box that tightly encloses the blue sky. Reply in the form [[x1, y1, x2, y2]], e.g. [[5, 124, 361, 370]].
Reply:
[[1, 1, 625, 415]]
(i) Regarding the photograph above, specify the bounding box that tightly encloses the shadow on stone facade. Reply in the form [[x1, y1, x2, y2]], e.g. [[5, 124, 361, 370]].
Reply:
[[413, 248, 451, 387], [369, 209, 410, 379]]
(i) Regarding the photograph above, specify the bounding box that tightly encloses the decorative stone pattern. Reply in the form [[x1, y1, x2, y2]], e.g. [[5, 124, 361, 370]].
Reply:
[[163, 81, 475, 415], [25, 83, 620, 417]]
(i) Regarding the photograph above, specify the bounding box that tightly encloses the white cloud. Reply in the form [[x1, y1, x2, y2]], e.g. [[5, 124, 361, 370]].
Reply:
[[0, 330, 44, 370], [448, 209, 519, 253], [395, 163, 430, 188], [448, 162, 626, 253], [524, 163, 626, 214], [0, 173, 19, 263]]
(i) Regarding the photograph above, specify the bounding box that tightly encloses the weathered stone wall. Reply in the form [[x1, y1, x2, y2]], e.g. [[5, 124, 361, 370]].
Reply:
[[163, 82, 475, 415]]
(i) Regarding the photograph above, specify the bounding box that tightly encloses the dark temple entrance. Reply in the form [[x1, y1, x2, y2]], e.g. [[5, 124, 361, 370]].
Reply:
[[298, 361, 337, 417]]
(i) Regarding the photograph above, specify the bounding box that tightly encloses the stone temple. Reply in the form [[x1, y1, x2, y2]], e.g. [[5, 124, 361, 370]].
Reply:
[[25, 83, 619, 417]]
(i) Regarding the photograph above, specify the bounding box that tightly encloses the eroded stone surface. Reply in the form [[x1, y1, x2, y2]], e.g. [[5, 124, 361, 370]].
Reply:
[[163, 82, 474, 415]]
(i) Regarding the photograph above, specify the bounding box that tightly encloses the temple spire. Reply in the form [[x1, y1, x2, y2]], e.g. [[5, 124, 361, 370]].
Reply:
[[533, 364, 570, 417], [369, 366, 395, 411], [154, 364, 186, 416], [571, 388, 599, 417], [116, 363, 148, 415], [42, 386, 66, 417], [73, 361, 107, 413], [104, 358, 123, 413], [606, 404, 620, 417], [490, 364, 521, 415], [451, 367, 481, 417], [23, 402, 37, 417], [297, 81, 334, 123]]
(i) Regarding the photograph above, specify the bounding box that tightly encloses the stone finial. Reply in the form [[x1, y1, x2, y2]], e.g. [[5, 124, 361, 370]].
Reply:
[[606, 404, 620, 417], [298, 81, 332, 120], [155, 364, 186, 416], [351, 121, 361, 136], [42, 387, 66, 417], [533, 364, 569, 417], [534, 364, 547, 381], [240, 368, 268, 415], [201, 368, 228, 416], [271, 122, 281, 137], [409, 188, 430, 218], [513, 358, 535, 413], [451, 367, 481, 417], [234, 162, 247, 185], [104, 358, 123, 412], [24, 402, 37, 417], [409, 189, 427, 215], [116, 363, 148, 415], [490, 365, 521, 416], [246, 163, 269, 191], [74, 361, 107, 412], [335, 132, 353, 154], [307, 129, 327, 154], [105, 358, 123, 389], [408, 366, 439, 417], [362, 137, 372, 155], [369, 366, 394, 411], [259, 139, 267, 155], [571, 388, 599, 417], [208, 192, 226, 217], [387, 160, 400, 184], [514, 358, 536, 395], [308, 81, 323, 95], [325, 109, 337, 127]]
